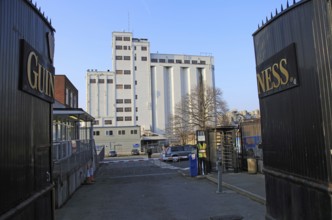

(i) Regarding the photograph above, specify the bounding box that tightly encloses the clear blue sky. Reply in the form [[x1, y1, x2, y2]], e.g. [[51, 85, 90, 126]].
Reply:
[[37, 0, 291, 112]]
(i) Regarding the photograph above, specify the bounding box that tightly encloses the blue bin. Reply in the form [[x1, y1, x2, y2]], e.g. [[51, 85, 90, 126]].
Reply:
[[189, 154, 198, 177]]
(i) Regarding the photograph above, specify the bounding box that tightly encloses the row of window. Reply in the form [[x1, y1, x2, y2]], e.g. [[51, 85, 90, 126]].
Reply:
[[116, 70, 131, 75], [65, 88, 77, 108], [115, 45, 147, 51], [115, 45, 131, 50], [90, 79, 113, 84], [94, 116, 138, 123], [93, 115, 138, 125], [93, 129, 138, 136], [89, 80, 134, 90], [116, 84, 131, 89], [116, 99, 131, 104], [116, 107, 132, 112], [115, 36, 131, 41], [116, 107, 138, 112], [115, 55, 148, 61], [94, 120, 111, 125], [151, 59, 206, 65], [117, 116, 133, 121], [115, 56, 131, 60]]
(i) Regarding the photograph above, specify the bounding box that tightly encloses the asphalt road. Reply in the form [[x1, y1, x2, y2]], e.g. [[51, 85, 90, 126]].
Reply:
[[55, 157, 265, 220]]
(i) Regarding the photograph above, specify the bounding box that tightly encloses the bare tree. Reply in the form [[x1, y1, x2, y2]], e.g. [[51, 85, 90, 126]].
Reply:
[[166, 85, 228, 142], [165, 113, 194, 145], [178, 85, 228, 130]]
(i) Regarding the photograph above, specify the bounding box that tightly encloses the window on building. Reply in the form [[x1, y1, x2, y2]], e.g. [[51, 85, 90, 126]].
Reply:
[[116, 84, 123, 89], [135, 66, 137, 71], [135, 80, 137, 85], [73, 95, 77, 108], [115, 45, 122, 50], [70, 92, 73, 107], [125, 107, 132, 112], [136, 107, 138, 112], [105, 120, 112, 125], [116, 70, 123, 74], [128, 46, 131, 50], [168, 59, 174, 63], [141, 56, 147, 61], [116, 108, 123, 112], [93, 120, 99, 125], [106, 130, 113, 135], [176, 59, 182, 64], [141, 46, 147, 51], [124, 99, 131, 104], [90, 79, 96, 83], [107, 79, 113, 84], [124, 56, 131, 60], [98, 79, 104, 83], [131, 130, 138, 135], [136, 116, 138, 121], [151, 58, 158, 63], [123, 37, 130, 41], [125, 116, 132, 121], [159, 59, 165, 63], [65, 88, 69, 105], [93, 131, 100, 136], [184, 60, 190, 64], [135, 94, 138, 99], [200, 60, 206, 64], [116, 56, 122, 60], [124, 70, 131, 75], [115, 36, 122, 41], [192, 60, 198, 64], [116, 99, 123, 104], [116, 117, 124, 121], [124, 85, 131, 89], [118, 130, 126, 135], [123, 45, 127, 50]]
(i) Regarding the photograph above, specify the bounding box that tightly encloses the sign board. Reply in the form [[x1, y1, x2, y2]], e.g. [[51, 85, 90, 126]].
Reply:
[[20, 40, 55, 103], [196, 130, 206, 142], [256, 43, 299, 98]]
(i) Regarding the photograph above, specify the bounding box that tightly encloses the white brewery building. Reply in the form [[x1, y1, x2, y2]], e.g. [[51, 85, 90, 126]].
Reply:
[[86, 32, 214, 154]]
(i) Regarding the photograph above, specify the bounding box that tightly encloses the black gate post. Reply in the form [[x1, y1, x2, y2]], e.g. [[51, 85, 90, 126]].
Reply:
[[253, 0, 332, 219]]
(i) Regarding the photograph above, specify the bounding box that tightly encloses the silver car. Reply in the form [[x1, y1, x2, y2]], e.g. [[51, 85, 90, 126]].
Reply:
[[162, 145, 196, 162]]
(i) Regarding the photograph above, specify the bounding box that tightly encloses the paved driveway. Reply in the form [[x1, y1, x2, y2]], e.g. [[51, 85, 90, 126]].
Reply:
[[55, 159, 265, 220]]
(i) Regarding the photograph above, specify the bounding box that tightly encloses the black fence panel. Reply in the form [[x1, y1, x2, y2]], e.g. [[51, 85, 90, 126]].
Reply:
[[0, 0, 55, 219], [253, 0, 332, 219]]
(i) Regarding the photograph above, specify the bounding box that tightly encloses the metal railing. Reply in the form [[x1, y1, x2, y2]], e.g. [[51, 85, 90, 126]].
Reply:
[[52, 140, 94, 177]]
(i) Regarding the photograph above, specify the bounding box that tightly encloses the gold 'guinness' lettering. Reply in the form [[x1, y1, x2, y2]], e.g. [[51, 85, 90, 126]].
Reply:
[[272, 63, 281, 88], [21, 40, 55, 103], [26, 51, 54, 99], [27, 51, 38, 89], [264, 67, 273, 92], [256, 43, 298, 98], [280, 58, 289, 85], [257, 58, 291, 95]]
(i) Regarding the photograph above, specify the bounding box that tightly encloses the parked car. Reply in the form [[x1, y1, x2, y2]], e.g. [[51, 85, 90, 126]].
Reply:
[[161, 145, 196, 162], [109, 150, 117, 157], [131, 149, 140, 155]]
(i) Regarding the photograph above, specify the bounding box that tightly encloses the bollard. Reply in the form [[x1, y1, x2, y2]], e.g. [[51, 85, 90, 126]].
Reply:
[[216, 160, 222, 193]]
